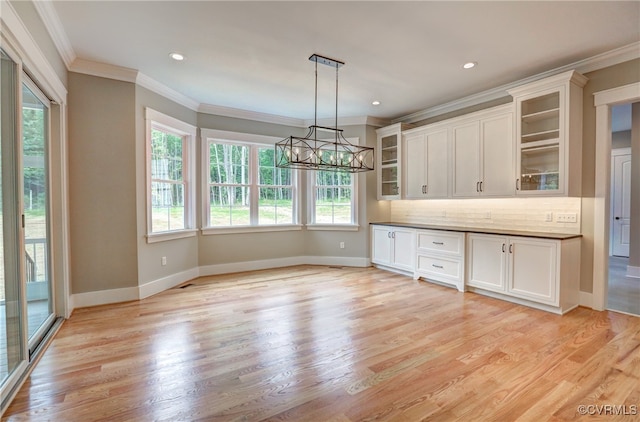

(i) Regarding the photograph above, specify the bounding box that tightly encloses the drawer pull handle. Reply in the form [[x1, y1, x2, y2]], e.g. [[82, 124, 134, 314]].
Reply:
[[432, 264, 444, 269], [432, 241, 444, 245]]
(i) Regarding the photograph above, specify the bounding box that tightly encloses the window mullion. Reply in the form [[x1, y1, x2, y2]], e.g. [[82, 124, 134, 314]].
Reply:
[[249, 145, 258, 225]]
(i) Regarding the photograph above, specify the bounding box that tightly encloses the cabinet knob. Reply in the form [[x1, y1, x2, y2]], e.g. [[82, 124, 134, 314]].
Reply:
[[509, 244, 513, 254], [516, 178, 520, 190], [502, 243, 506, 253], [615, 216, 621, 220]]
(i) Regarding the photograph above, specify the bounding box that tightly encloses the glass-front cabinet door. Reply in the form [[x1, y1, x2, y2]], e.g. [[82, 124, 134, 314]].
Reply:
[[510, 70, 587, 197], [517, 91, 563, 192], [376, 123, 412, 200]]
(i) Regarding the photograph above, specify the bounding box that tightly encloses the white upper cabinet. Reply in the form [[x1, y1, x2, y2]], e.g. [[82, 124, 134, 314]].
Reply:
[[403, 126, 449, 199], [452, 106, 514, 198], [508, 70, 587, 196]]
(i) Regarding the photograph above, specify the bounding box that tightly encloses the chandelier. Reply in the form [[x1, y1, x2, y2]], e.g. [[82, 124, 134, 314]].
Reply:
[[275, 54, 374, 173]]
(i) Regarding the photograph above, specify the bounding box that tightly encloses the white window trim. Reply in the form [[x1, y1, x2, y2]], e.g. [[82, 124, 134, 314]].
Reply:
[[145, 108, 197, 242], [200, 128, 301, 234], [306, 137, 360, 230]]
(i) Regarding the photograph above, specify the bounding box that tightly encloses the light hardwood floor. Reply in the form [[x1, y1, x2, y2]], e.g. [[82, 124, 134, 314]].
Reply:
[[4, 265, 640, 421]]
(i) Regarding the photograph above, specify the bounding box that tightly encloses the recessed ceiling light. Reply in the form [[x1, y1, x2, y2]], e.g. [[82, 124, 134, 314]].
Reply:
[[463, 62, 477, 69], [372, 100, 381, 106], [169, 52, 185, 61]]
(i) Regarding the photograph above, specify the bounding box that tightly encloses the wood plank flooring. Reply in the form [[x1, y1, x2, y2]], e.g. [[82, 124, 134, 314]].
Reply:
[[3, 265, 640, 421]]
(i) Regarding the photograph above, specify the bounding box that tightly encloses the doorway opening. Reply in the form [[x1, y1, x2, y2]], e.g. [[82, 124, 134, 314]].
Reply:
[[607, 103, 639, 316]]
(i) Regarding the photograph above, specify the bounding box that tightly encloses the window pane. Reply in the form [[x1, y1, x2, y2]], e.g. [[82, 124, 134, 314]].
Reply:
[[275, 167, 291, 185], [315, 187, 334, 223], [209, 185, 250, 226], [151, 129, 183, 181], [259, 187, 293, 225], [209, 143, 249, 184], [151, 182, 185, 232], [259, 166, 273, 185], [314, 185, 352, 224]]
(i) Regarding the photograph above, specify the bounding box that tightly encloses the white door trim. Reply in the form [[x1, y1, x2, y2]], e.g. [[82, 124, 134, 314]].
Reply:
[[593, 82, 640, 311]]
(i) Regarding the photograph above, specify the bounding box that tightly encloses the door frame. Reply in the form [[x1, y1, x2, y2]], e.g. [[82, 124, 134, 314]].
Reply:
[[593, 82, 640, 311]]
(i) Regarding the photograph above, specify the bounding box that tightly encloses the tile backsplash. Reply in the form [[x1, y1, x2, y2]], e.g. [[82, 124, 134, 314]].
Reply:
[[390, 197, 582, 234]]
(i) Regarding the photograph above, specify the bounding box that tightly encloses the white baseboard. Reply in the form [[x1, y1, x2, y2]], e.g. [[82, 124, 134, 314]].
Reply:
[[70, 286, 138, 310], [627, 265, 640, 278], [302, 256, 371, 267], [70, 256, 371, 311], [199, 256, 306, 276], [138, 268, 200, 299], [579, 291, 593, 309]]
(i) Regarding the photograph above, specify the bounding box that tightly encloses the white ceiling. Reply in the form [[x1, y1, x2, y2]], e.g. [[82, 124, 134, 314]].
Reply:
[[49, 1, 640, 122]]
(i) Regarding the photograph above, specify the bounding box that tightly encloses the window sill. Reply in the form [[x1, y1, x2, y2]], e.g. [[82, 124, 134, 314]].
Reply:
[[306, 224, 360, 232], [146, 229, 198, 244], [201, 224, 304, 235]]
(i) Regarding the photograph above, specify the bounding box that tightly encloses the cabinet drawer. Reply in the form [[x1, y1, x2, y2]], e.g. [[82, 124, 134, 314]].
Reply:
[[417, 255, 463, 280], [417, 231, 463, 255]]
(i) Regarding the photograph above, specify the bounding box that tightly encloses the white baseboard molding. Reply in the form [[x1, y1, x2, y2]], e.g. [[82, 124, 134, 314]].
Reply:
[[199, 256, 306, 276], [579, 291, 593, 309], [138, 268, 200, 299], [627, 265, 640, 278], [70, 286, 138, 310], [302, 256, 371, 268], [70, 256, 371, 311]]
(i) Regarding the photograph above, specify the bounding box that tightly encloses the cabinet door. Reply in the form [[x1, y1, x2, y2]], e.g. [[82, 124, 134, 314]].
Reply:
[[379, 133, 401, 199], [452, 121, 480, 197], [404, 133, 427, 198], [371, 226, 392, 265], [391, 228, 416, 271], [508, 238, 558, 305], [425, 129, 449, 198], [481, 113, 514, 196], [466, 234, 507, 292]]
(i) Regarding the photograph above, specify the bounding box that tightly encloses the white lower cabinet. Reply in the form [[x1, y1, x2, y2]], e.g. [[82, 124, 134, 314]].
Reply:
[[466, 233, 580, 314], [371, 225, 415, 273], [414, 230, 465, 291]]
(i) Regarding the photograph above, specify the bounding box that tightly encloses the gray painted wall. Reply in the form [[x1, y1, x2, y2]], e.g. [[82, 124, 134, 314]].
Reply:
[[68, 72, 138, 293], [580, 58, 640, 292], [629, 103, 640, 268], [134, 85, 199, 285]]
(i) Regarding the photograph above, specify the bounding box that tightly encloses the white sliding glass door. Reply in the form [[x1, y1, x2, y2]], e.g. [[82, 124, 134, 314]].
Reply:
[[21, 79, 54, 350], [1, 48, 27, 403]]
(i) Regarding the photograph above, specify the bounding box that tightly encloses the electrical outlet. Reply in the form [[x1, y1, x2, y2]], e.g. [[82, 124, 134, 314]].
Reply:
[[556, 213, 577, 223], [339, 242, 345, 249], [545, 212, 553, 222], [161, 256, 167, 266]]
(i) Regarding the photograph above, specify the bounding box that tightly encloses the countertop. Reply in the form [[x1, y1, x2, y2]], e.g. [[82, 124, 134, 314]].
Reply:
[[370, 222, 582, 240]]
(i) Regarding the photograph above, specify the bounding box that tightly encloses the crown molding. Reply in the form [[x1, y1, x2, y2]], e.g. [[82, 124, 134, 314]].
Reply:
[[32, 0, 76, 68], [0, 0, 67, 102], [395, 41, 640, 124], [136, 72, 199, 111], [69, 58, 138, 83], [198, 103, 306, 127], [305, 116, 390, 128]]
